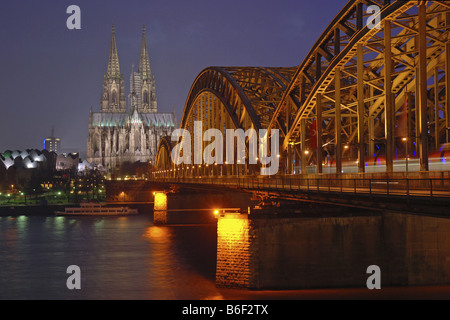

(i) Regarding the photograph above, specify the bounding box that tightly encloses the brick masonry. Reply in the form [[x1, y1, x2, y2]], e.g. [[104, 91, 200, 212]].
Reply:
[[215, 211, 450, 289], [216, 215, 254, 288]]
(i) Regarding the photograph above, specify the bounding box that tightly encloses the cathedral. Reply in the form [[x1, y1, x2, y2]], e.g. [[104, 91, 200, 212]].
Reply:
[[87, 26, 176, 172]]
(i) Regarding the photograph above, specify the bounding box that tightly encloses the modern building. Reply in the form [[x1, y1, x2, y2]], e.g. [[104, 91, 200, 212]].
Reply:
[[44, 127, 61, 154], [86, 25, 176, 172]]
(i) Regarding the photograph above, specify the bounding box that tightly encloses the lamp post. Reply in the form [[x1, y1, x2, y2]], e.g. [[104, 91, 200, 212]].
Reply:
[[402, 137, 408, 176]]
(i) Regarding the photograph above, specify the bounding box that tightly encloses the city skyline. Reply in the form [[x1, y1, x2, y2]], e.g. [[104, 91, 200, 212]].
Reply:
[[1, 0, 449, 303], [0, 0, 344, 155]]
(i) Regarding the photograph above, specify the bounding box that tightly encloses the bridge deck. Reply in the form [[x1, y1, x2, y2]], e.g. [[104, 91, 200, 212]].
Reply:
[[151, 174, 450, 217], [153, 175, 450, 198]]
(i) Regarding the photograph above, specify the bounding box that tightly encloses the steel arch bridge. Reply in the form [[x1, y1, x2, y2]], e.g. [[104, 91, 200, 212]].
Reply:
[[155, 0, 450, 180]]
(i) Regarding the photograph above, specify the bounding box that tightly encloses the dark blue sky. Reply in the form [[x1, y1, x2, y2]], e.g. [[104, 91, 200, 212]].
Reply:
[[0, 0, 345, 155]]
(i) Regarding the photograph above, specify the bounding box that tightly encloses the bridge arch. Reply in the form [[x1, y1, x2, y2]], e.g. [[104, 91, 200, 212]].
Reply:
[[154, 136, 175, 172], [155, 0, 449, 178], [180, 66, 296, 132], [155, 66, 296, 176], [268, 0, 449, 174]]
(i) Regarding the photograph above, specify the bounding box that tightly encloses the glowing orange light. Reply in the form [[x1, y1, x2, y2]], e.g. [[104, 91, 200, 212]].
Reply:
[[154, 192, 167, 212], [217, 216, 249, 246], [143, 226, 167, 240]]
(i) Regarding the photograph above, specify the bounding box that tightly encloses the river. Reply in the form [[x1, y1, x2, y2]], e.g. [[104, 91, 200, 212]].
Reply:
[[1, 213, 450, 300]]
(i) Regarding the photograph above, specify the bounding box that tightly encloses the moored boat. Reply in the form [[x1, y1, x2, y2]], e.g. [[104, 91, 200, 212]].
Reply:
[[55, 202, 138, 216]]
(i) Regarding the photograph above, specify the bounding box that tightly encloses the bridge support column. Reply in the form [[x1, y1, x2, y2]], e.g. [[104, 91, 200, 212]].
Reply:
[[216, 210, 450, 290], [287, 143, 292, 175], [418, 2, 429, 172], [216, 212, 383, 289], [216, 214, 254, 288], [446, 41, 450, 144], [153, 192, 168, 224], [435, 67, 440, 151], [300, 119, 307, 174], [316, 93, 323, 174], [357, 43, 365, 173], [368, 116, 375, 163], [407, 92, 413, 162], [384, 20, 394, 174], [335, 68, 342, 175]]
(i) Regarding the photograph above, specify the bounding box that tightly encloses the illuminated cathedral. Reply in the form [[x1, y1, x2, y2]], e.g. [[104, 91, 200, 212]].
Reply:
[[87, 26, 176, 171]]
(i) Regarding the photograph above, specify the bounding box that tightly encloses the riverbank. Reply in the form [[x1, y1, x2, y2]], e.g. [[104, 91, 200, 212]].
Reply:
[[0, 202, 154, 216], [0, 204, 66, 216]]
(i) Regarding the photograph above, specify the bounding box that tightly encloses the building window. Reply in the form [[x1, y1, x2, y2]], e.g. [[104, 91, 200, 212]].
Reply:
[[112, 90, 117, 104], [143, 91, 149, 104]]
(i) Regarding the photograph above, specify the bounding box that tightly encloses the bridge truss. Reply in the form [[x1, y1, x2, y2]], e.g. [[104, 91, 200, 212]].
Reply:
[[155, 0, 450, 179]]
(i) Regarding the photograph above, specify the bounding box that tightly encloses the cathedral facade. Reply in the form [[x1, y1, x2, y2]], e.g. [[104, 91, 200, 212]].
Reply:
[[87, 26, 175, 171]]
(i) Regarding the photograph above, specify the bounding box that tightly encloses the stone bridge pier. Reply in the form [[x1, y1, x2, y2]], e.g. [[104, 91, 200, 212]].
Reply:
[[215, 211, 450, 289], [152, 189, 256, 225]]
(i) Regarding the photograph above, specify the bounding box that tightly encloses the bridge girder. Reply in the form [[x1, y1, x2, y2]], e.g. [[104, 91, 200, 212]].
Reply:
[[155, 0, 450, 177], [155, 136, 175, 171], [268, 0, 450, 174], [180, 66, 297, 132], [158, 66, 296, 172]]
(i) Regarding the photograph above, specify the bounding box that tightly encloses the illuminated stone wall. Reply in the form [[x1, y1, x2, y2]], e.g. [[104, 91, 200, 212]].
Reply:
[[153, 192, 167, 224], [216, 213, 381, 289], [215, 212, 450, 289], [216, 214, 256, 288]]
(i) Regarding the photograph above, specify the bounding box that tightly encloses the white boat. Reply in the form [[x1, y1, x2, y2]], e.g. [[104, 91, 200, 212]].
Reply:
[[55, 203, 138, 216]]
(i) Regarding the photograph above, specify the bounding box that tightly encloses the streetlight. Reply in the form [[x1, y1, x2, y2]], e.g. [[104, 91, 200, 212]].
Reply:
[[402, 137, 408, 176]]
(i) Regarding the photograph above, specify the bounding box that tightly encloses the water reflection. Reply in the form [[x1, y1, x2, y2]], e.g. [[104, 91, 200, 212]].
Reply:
[[143, 225, 168, 240], [1, 211, 450, 300], [142, 224, 222, 300], [0, 214, 222, 299], [16, 215, 28, 233]]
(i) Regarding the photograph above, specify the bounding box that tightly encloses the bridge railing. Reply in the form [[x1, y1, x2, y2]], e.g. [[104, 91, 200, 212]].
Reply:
[[152, 175, 450, 199]]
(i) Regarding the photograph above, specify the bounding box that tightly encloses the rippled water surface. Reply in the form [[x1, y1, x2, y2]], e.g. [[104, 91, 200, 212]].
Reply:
[[2, 214, 450, 300], [0, 214, 220, 300]]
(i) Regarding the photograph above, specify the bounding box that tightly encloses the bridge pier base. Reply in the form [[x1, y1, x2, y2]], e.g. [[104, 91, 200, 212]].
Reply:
[[153, 191, 255, 225], [215, 211, 450, 289], [215, 212, 381, 289]]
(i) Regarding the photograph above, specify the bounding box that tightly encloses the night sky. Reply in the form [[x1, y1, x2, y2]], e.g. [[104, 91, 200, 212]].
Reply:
[[0, 0, 344, 157]]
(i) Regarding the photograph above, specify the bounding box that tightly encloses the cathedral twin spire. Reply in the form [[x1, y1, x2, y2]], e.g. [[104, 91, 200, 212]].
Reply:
[[87, 24, 172, 169], [107, 25, 121, 79], [106, 25, 151, 81], [139, 26, 152, 81], [102, 25, 156, 113]]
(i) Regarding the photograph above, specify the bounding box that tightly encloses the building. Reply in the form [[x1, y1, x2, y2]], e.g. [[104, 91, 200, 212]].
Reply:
[[44, 127, 61, 154], [86, 26, 176, 172], [56, 153, 79, 171]]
